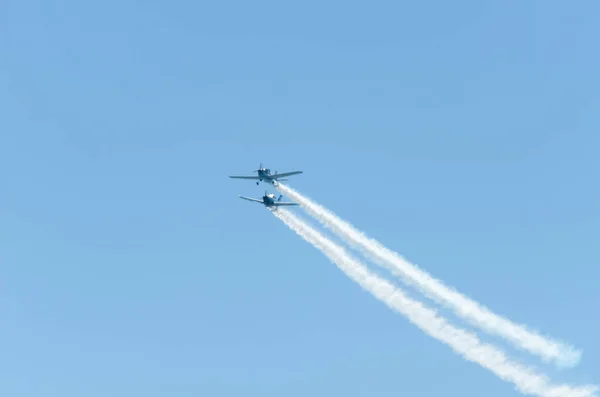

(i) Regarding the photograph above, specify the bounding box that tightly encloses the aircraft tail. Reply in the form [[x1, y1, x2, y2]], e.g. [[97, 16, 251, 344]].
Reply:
[[278, 195, 283, 201]]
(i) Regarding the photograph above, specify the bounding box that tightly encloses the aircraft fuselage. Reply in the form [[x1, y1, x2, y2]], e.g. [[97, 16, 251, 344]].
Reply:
[[262, 195, 277, 207], [257, 169, 278, 186]]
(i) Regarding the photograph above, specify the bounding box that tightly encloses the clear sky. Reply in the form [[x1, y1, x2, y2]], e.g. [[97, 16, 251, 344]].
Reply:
[[1, 0, 599, 396]]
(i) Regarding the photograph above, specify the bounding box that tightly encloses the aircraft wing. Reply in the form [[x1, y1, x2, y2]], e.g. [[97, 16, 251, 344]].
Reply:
[[230, 175, 260, 180], [271, 171, 303, 179], [238, 195, 263, 203], [273, 202, 299, 206]]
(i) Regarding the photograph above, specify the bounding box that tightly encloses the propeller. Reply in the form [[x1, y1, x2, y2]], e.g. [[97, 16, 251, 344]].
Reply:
[[252, 163, 263, 173]]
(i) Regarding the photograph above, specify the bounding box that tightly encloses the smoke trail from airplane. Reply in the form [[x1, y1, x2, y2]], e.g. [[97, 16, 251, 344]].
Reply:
[[271, 209, 596, 397], [276, 184, 580, 368]]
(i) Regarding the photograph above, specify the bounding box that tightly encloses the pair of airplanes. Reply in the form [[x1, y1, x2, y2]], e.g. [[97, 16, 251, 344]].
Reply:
[[229, 164, 303, 208]]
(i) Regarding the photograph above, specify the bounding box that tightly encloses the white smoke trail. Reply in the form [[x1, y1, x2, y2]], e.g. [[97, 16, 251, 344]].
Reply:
[[276, 184, 580, 368], [271, 209, 596, 397]]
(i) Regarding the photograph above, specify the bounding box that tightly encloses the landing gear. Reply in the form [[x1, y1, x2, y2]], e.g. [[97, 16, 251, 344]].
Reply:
[[256, 181, 259, 185]]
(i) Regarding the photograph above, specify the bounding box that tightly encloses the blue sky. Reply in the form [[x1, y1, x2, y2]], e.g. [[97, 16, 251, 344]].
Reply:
[[1, 0, 599, 395]]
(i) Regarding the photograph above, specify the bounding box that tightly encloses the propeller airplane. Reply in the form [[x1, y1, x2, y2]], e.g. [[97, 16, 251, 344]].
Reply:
[[229, 163, 303, 186], [238, 191, 299, 208]]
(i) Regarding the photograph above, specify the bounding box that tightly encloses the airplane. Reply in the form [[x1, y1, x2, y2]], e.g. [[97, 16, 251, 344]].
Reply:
[[229, 163, 303, 186], [238, 191, 299, 208]]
